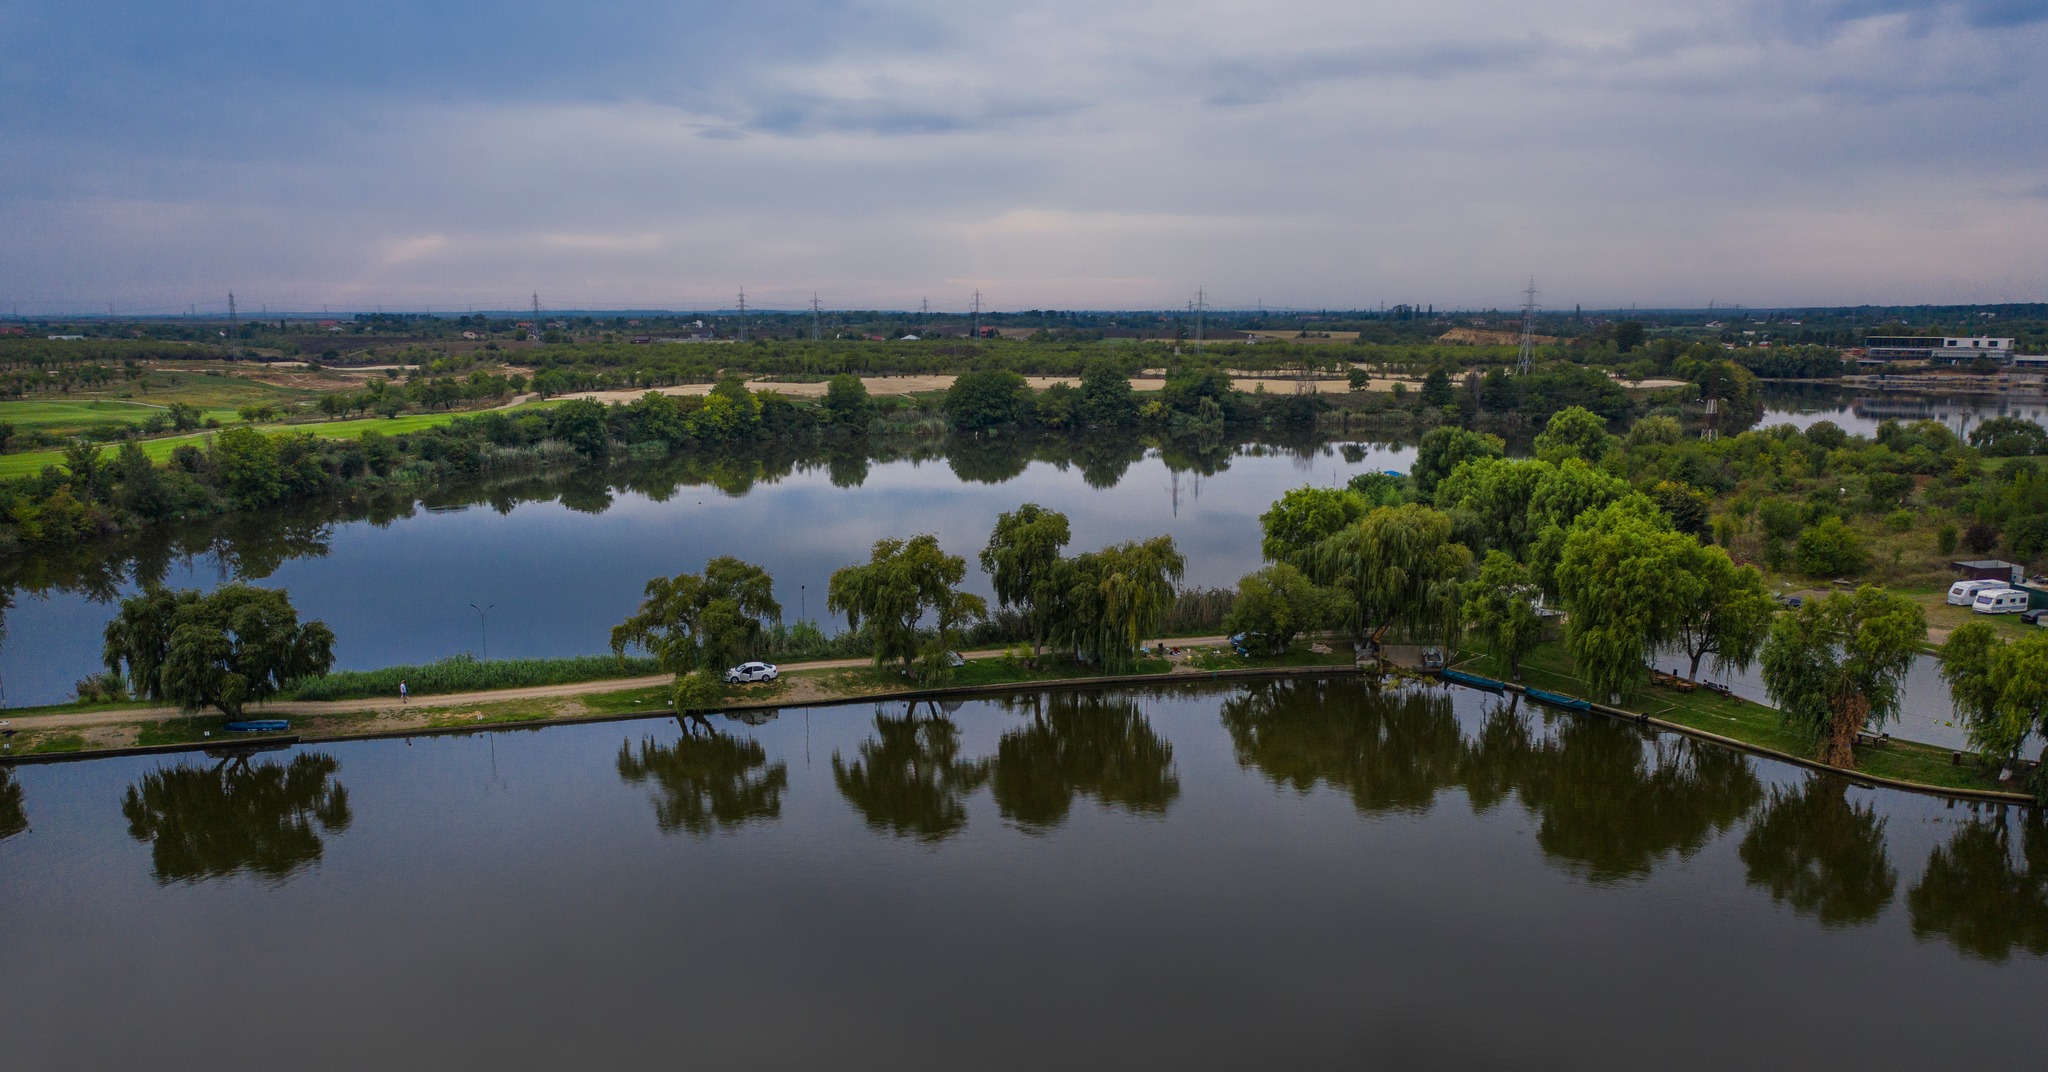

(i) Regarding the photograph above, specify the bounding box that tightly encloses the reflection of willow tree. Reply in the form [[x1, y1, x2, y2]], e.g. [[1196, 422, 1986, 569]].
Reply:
[[1906, 809, 2048, 960], [833, 703, 990, 841], [1221, 682, 1762, 881], [989, 692, 1179, 830], [825, 445, 870, 488], [1221, 680, 1466, 815], [1157, 434, 1234, 477], [1738, 777, 1896, 926], [121, 753, 352, 884], [0, 767, 26, 840], [947, 436, 1033, 484], [1066, 431, 1147, 489], [616, 719, 789, 836], [1510, 722, 1762, 884]]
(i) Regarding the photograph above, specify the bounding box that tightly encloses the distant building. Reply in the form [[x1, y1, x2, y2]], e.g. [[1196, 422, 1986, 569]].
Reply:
[[1953, 559, 2024, 583], [1862, 336, 2014, 363]]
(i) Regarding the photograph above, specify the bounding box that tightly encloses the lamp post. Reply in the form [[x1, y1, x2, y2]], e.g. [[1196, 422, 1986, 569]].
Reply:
[[469, 603, 494, 660], [800, 584, 806, 624]]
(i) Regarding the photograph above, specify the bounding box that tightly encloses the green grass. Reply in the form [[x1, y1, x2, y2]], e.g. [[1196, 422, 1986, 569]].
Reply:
[[1454, 641, 2012, 795], [816, 654, 1176, 695], [281, 653, 663, 702], [1185, 643, 1353, 671]]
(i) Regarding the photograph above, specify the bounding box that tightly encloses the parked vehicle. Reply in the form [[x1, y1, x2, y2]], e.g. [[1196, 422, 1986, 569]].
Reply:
[[723, 661, 779, 684], [2021, 608, 2047, 626], [1949, 579, 2006, 606], [1971, 589, 2029, 615]]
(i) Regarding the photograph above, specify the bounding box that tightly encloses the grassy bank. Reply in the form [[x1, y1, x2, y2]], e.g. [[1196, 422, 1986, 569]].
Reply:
[[279, 653, 663, 701], [1452, 641, 2013, 795]]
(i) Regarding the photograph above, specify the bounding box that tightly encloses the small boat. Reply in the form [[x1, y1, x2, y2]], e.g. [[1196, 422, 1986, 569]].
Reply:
[[1440, 669, 1505, 693], [1524, 688, 1591, 712], [224, 719, 290, 733]]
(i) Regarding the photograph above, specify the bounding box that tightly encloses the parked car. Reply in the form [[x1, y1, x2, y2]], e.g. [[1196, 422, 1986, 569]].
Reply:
[[723, 661, 779, 684], [2022, 608, 2047, 626]]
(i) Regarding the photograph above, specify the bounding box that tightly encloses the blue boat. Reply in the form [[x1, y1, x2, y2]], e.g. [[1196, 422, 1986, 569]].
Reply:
[[224, 719, 290, 733], [1440, 669, 1505, 693], [1524, 688, 1591, 712]]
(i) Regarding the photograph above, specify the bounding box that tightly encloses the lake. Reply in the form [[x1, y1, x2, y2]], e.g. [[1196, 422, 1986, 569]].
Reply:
[[2, 678, 2042, 1070]]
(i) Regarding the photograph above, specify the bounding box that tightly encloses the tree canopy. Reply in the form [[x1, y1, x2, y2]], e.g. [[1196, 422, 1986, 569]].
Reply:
[[1761, 586, 1927, 767], [979, 503, 1072, 659], [830, 534, 986, 678], [104, 584, 336, 719], [611, 556, 782, 709], [1940, 624, 2048, 799]]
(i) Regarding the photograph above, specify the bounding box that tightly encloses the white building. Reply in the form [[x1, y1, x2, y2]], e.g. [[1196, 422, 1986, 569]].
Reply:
[[1863, 336, 2015, 363]]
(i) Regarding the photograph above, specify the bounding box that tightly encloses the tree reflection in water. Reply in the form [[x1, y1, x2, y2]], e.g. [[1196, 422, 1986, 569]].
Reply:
[[1738, 777, 1897, 926], [120, 751, 351, 884], [1222, 680, 1762, 882], [616, 715, 789, 836], [833, 701, 990, 841], [1907, 807, 2048, 960], [0, 767, 26, 841], [988, 692, 1179, 831]]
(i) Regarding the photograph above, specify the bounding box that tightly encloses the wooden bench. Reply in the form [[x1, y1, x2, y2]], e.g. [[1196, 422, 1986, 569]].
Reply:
[[1854, 729, 1891, 749]]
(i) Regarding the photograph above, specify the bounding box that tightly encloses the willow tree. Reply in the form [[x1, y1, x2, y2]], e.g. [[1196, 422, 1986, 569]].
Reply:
[[1461, 551, 1543, 680], [979, 503, 1071, 661], [830, 535, 986, 679], [1761, 586, 1926, 768], [1258, 485, 1369, 564], [104, 584, 335, 720], [1555, 499, 1692, 702], [1057, 535, 1185, 672], [611, 556, 781, 710], [1308, 503, 1470, 648], [1668, 541, 1776, 683], [1940, 625, 2048, 799]]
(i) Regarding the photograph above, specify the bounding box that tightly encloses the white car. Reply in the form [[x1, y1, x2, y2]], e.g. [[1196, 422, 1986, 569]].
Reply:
[[723, 661, 779, 684]]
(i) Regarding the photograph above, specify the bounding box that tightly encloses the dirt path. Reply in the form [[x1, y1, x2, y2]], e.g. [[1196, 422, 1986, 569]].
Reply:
[[3, 639, 1236, 734]]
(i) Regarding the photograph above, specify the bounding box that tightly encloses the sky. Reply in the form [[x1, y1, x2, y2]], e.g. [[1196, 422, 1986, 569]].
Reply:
[[3, 0, 2046, 314]]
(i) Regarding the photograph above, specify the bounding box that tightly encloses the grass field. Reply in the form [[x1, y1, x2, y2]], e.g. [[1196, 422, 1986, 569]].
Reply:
[[0, 402, 557, 480]]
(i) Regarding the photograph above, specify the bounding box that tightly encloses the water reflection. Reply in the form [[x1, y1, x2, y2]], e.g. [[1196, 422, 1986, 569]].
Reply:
[[1907, 808, 2048, 961], [832, 701, 991, 841], [1738, 777, 1897, 926], [120, 751, 352, 884], [0, 767, 26, 840], [1223, 681, 1761, 881], [615, 716, 789, 836], [988, 692, 1180, 831]]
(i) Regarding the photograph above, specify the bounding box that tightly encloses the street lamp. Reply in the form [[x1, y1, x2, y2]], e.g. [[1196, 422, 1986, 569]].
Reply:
[[469, 603, 494, 660]]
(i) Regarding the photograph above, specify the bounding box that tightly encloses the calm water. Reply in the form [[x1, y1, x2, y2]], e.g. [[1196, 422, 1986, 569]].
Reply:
[[3, 678, 2043, 1070], [0, 438, 1414, 707]]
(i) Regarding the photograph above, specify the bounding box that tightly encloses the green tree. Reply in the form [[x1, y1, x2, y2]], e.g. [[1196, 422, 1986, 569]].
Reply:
[[1761, 586, 1926, 768], [1411, 426, 1504, 495], [829, 535, 987, 677], [611, 557, 782, 709], [1968, 416, 2048, 457], [551, 398, 611, 458], [1076, 360, 1138, 428], [1795, 515, 1867, 577], [1308, 503, 1471, 646], [821, 373, 874, 432], [1940, 625, 2048, 798], [103, 584, 336, 720], [978, 503, 1072, 661], [1224, 562, 1344, 655], [1668, 543, 1775, 683], [1555, 501, 1691, 701], [1258, 485, 1369, 563], [210, 426, 283, 507], [1612, 320, 1646, 353], [1532, 405, 1614, 465], [1419, 366, 1455, 408], [944, 369, 1029, 433], [1461, 551, 1543, 680], [1057, 536, 1186, 672]]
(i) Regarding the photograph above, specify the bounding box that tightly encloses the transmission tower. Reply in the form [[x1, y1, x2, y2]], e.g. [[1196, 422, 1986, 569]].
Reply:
[[1194, 287, 1207, 350], [810, 293, 823, 341], [921, 297, 930, 319], [1515, 278, 1541, 374], [227, 291, 238, 359], [530, 293, 542, 342], [971, 289, 984, 340]]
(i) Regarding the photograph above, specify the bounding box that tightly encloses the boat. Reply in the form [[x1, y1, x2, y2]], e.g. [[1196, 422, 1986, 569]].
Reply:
[[1523, 688, 1591, 712], [1440, 669, 1505, 693], [223, 719, 290, 733]]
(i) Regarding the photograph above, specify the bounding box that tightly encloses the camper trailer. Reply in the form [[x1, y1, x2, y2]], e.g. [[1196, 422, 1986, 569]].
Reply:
[[1972, 589, 2029, 615], [1949, 579, 2005, 605]]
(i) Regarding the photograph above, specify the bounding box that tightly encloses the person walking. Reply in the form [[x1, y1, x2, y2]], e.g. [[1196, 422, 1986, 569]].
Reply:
[[399, 680, 409, 704]]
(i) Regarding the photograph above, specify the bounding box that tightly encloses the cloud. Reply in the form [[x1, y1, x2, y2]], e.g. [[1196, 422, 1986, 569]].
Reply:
[[3, 0, 2046, 311]]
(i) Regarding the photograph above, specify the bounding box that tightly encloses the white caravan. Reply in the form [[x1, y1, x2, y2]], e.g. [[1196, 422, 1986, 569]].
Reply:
[[1949, 580, 2005, 605], [1971, 589, 2029, 615]]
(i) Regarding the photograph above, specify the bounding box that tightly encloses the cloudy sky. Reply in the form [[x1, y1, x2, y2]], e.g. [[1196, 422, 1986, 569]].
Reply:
[[4, 0, 2045, 314]]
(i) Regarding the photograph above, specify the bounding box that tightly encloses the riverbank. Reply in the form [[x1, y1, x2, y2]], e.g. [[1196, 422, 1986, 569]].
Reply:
[[2, 638, 2034, 808]]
